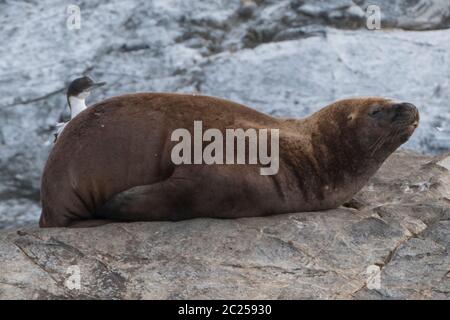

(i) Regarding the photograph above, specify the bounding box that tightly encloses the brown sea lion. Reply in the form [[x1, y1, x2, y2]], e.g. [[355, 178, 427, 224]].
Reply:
[[39, 94, 419, 227]]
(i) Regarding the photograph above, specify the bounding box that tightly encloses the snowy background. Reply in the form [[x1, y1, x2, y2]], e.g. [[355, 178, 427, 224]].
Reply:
[[0, 0, 449, 229]]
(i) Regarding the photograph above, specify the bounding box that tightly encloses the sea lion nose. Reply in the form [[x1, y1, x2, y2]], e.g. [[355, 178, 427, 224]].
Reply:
[[392, 102, 419, 123]]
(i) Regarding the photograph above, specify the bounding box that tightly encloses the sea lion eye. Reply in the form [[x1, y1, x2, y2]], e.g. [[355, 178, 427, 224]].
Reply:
[[370, 107, 383, 117]]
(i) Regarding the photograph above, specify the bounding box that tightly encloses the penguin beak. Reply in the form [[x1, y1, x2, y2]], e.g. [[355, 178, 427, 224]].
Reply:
[[88, 82, 106, 90]]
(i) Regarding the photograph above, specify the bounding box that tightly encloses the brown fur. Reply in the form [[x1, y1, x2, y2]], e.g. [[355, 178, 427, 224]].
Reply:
[[39, 93, 418, 227]]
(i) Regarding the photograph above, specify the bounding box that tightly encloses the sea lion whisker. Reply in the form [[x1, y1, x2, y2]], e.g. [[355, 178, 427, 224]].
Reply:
[[369, 132, 387, 150], [393, 121, 413, 127], [370, 131, 390, 156], [390, 128, 403, 142]]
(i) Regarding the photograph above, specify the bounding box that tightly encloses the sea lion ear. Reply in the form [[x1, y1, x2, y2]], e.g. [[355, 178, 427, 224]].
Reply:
[[347, 112, 356, 121]]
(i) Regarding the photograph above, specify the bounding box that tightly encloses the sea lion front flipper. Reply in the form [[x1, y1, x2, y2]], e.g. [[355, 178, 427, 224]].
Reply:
[[96, 179, 192, 222]]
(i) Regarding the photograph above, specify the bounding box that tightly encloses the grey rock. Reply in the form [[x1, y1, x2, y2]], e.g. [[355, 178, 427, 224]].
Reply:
[[0, 199, 40, 230], [296, 0, 355, 17], [238, 0, 258, 19], [0, 150, 449, 299]]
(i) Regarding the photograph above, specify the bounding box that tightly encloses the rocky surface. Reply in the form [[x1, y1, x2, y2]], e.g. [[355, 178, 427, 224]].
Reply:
[[0, 3, 449, 232], [0, 150, 449, 299]]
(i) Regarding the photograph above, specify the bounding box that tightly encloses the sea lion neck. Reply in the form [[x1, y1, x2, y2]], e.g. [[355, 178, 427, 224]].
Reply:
[[292, 111, 379, 177]]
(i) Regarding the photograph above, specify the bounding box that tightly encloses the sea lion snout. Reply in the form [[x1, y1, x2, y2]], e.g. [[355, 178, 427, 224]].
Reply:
[[391, 102, 419, 126], [384, 101, 420, 144]]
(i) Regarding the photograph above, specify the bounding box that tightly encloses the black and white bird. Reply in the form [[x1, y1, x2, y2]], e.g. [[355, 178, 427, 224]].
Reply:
[[54, 76, 106, 142]]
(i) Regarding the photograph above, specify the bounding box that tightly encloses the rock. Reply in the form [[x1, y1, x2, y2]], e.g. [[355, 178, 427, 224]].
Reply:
[[0, 199, 41, 230], [435, 153, 450, 171], [237, 0, 258, 19], [296, 0, 355, 17], [0, 150, 449, 299]]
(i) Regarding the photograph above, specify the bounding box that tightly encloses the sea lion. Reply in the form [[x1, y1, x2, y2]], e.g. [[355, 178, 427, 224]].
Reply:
[[39, 94, 419, 228]]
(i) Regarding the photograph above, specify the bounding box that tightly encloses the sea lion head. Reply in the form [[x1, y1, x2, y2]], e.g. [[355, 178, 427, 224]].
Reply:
[[345, 98, 419, 156], [314, 97, 419, 161]]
